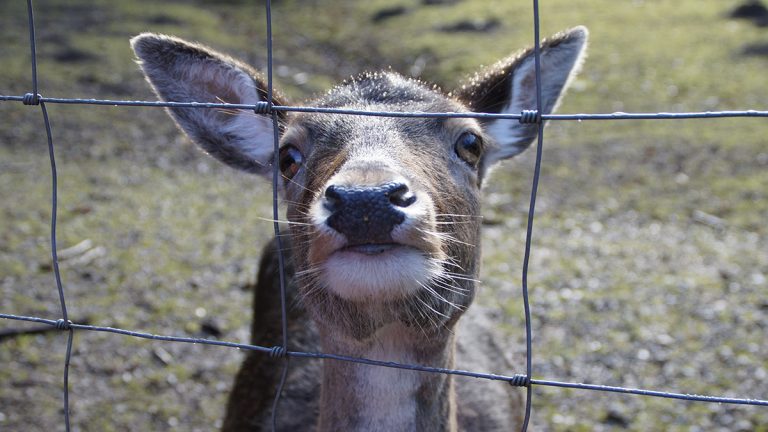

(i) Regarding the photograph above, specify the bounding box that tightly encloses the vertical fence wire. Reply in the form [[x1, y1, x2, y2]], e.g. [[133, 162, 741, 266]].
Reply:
[[2, 0, 768, 431], [264, 0, 293, 430], [24, 0, 73, 431], [520, 0, 544, 428]]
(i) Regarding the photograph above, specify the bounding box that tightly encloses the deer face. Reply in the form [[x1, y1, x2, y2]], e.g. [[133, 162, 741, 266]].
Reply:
[[279, 75, 487, 334], [130, 28, 587, 339]]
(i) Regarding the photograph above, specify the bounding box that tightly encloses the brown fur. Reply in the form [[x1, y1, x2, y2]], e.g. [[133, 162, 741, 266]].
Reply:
[[130, 27, 588, 431]]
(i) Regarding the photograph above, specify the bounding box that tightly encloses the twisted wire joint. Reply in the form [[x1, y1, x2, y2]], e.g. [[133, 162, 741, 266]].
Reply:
[[23, 93, 41, 105], [269, 345, 287, 358], [254, 101, 272, 115], [55, 319, 72, 330], [508, 374, 530, 387], [519, 109, 539, 124]]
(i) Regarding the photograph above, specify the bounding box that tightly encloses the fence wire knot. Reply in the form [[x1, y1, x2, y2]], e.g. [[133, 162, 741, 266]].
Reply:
[[508, 374, 530, 387], [519, 109, 539, 124], [269, 345, 287, 358], [55, 319, 72, 330], [254, 101, 271, 115], [23, 92, 41, 105]]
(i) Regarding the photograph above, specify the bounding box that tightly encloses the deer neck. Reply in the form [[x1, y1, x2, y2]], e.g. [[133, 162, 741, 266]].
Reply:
[[316, 322, 458, 432]]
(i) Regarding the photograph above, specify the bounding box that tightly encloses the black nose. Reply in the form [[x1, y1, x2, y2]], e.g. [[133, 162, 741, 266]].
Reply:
[[324, 182, 416, 245]]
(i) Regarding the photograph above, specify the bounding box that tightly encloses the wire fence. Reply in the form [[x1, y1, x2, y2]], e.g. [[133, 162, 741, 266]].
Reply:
[[1, 0, 767, 431]]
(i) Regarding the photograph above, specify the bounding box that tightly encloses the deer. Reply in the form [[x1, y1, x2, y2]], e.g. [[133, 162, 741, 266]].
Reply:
[[130, 25, 587, 432]]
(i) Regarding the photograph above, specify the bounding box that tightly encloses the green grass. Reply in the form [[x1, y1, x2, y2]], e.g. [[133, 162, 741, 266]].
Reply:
[[1, 0, 767, 430]]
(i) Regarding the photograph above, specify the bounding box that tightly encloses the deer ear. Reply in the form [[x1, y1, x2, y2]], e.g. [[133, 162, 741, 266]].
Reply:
[[456, 26, 588, 167], [130, 33, 283, 176]]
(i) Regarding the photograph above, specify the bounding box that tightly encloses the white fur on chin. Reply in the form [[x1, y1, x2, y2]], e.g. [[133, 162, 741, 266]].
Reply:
[[321, 247, 442, 301]]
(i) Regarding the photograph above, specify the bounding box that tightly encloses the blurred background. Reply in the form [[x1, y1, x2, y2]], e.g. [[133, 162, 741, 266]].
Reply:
[[1, 0, 766, 430]]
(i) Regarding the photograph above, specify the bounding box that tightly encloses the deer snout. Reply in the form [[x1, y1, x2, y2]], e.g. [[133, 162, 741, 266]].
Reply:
[[324, 182, 416, 247], [307, 174, 444, 301]]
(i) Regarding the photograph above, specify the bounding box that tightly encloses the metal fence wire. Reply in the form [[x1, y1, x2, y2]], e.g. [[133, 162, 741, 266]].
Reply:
[[1, 0, 768, 431]]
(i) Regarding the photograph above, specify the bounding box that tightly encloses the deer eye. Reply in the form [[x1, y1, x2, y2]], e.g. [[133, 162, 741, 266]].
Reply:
[[278, 145, 303, 180], [454, 132, 482, 168]]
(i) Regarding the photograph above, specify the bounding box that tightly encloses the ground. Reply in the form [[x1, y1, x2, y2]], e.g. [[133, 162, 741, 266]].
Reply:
[[0, 0, 766, 431]]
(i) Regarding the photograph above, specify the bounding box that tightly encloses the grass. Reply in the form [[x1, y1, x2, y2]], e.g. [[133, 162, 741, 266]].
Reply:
[[1, 0, 767, 430]]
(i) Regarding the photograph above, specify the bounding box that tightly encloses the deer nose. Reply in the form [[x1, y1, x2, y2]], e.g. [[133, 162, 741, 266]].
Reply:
[[324, 182, 416, 245]]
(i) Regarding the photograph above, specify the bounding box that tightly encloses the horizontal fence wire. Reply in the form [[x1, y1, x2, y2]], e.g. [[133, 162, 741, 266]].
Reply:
[[1, 0, 767, 431], [3, 312, 767, 407], [2, 94, 768, 120]]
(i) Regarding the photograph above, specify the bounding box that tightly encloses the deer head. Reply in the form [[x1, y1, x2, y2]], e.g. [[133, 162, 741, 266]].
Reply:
[[132, 27, 586, 432], [131, 28, 586, 341]]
